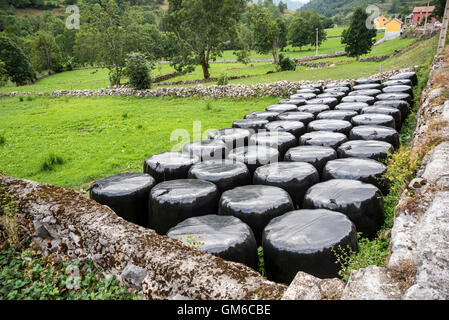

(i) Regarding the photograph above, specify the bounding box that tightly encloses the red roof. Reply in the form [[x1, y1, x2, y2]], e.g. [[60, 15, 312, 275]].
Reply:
[[413, 6, 435, 13]]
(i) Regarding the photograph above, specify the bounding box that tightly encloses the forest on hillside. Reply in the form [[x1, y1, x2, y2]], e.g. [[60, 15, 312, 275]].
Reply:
[[302, 0, 435, 23]]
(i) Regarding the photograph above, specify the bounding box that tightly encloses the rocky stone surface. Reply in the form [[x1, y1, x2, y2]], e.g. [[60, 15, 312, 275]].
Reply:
[[0, 175, 286, 300], [281, 272, 345, 300], [341, 267, 402, 300]]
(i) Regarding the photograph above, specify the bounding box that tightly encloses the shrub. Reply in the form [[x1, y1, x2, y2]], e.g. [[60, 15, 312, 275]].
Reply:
[[0, 242, 138, 300], [0, 135, 5, 146], [217, 73, 229, 86], [108, 69, 121, 88], [124, 52, 153, 90], [277, 54, 296, 71]]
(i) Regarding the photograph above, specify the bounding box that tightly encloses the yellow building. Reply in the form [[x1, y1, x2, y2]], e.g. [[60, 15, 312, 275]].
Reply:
[[374, 16, 389, 29], [385, 19, 403, 40]]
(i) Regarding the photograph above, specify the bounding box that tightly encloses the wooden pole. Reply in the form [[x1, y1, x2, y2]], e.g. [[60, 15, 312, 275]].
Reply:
[[423, 2, 430, 35], [437, 0, 449, 54]]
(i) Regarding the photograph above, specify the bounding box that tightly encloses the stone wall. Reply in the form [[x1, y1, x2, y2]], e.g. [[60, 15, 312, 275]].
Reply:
[[339, 46, 449, 300], [0, 175, 286, 300], [0, 69, 410, 99]]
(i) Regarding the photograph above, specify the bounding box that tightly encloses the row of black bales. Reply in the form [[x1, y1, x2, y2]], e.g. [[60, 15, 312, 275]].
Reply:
[[90, 72, 417, 284]]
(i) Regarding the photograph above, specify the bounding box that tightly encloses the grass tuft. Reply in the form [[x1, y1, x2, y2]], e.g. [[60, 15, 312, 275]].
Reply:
[[40, 153, 64, 172]]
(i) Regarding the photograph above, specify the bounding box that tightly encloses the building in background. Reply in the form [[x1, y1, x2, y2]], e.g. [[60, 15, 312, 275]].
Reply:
[[412, 6, 436, 24], [374, 16, 389, 29], [385, 18, 403, 40]]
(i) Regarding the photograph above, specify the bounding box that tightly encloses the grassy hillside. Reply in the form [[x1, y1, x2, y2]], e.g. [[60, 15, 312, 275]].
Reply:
[[302, 0, 431, 19]]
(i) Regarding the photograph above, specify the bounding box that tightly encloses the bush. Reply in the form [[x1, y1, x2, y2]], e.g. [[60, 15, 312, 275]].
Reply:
[[217, 73, 229, 86], [124, 52, 153, 90], [277, 54, 296, 72], [0, 242, 138, 300], [108, 69, 120, 88]]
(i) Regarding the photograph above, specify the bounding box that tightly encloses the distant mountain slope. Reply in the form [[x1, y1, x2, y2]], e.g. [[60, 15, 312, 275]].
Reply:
[[301, 0, 431, 18]]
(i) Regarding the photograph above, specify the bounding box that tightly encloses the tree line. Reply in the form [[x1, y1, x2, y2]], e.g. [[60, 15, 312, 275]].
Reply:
[[0, 0, 335, 88]]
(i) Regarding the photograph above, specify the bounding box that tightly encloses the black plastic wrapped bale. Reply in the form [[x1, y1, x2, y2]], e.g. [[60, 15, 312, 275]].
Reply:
[[188, 160, 251, 193], [284, 145, 337, 175], [349, 125, 400, 150], [218, 185, 294, 244], [389, 72, 417, 86], [317, 92, 346, 102], [277, 111, 315, 125], [374, 100, 410, 119], [249, 132, 297, 158], [326, 81, 350, 89], [297, 105, 330, 117], [90, 173, 156, 227], [322, 158, 388, 194], [253, 162, 320, 207], [324, 86, 350, 94], [149, 179, 220, 235], [335, 102, 368, 113], [266, 104, 298, 113], [348, 89, 381, 97], [305, 97, 339, 109], [300, 84, 323, 91], [208, 128, 252, 150], [303, 179, 384, 238], [337, 140, 394, 161], [376, 93, 412, 104], [144, 151, 200, 183], [299, 131, 348, 149], [264, 121, 306, 140], [307, 119, 353, 135], [244, 111, 279, 122], [341, 95, 375, 105], [351, 114, 396, 129], [167, 215, 258, 269], [383, 79, 412, 87], [297, 88, 321, 95], [262, 209, 358, 283], [361, 106, 402, 130], [290, 93, 317, 100], [316, 110, 358, 121], [382, 85, 413, 97], [278, 98, 307, 106], [183, 140, 229, 161], [232, 119, 269, 133], [227, 145, 280, 176], [353, 83, 383, 91], [354, 78, 381, 85]]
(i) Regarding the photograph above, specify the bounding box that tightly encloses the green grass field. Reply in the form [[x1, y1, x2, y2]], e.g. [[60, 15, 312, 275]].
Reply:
[[0, 96, 277, 190], [0, 31, 438, 193]]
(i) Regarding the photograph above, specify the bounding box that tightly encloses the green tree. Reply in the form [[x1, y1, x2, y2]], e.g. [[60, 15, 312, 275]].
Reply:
[[77, 0, 134, 85], [287, 15, 308, 51], [28, 31, 62, 73], [248, 5, 285, 64], [0, 60, 7, 86], [287, 10, 327, 52], [163, 0, 247, 80], [435, 0, 447, 18], [341, 7, 377, 60], [125, 52, 153, 90], [0, 34, 35, 85]]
